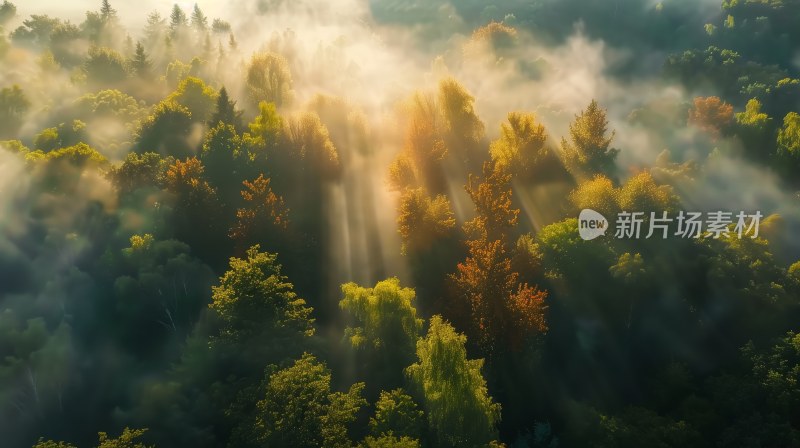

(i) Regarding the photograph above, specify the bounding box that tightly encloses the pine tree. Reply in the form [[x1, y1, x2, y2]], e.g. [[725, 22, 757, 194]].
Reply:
[[100, 0, 116, 22], [130, 41, 152, 79], [144, 11, 166, 46], [169, 4, 187, 35], [209, 86, 243, 130], [228, 33, 238, 50], [191, 4, 208, 32]]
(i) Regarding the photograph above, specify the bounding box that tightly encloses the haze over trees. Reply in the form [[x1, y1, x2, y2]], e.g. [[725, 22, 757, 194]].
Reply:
[[1, 1, 800, 447]]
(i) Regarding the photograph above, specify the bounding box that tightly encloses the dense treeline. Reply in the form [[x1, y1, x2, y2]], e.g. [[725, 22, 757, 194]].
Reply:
[[1, 0, 800, 447]]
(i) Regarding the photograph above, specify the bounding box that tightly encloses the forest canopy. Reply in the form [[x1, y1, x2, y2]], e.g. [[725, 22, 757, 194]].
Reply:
[[1, 0, 800, 447]]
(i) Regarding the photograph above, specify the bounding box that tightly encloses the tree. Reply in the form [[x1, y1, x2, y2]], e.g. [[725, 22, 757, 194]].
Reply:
[[568, 174, 620, 218], [569, 172, 678, 217], [110, 152, 171, 196], [560, 99, 619, 178], [743, 331, 800, 417], [135, 101, 194, 157], [209, 86, 243, 131], [735, 98, 773, 159], [688, 96, 733, 139], [437, 78, 485, 163], [284, 112, 340, 179], [489, 112, 549, 178], [617, 171, 679, 214], [0, 1, 16, 26], [395, 91, 447, 192], [33, 120, 88, 151], [143, 11, 166, 48], [450, 162, 548, 353], [212, 18, 231, 34], [736, 98, 771, 130], [200, 122, 244, 200], [190, 4, 208, 33], [84, 46, 128, 85], [405, 316, 501, 447], [464, 162, 518, 242], [340, 278, 424, 390], [248, 353, 366, 448], [100, 0, 117, 22], [162, 157, 223, 255], [169, 4, 188, 35], [245, 52, 293, 107], [465, 21, 518, 55], [129, 42, 152, 79], [10, 15, 61, 47], [369, 389, 425, 441], [777, 112, 800, 159], [396, 188, 456, 254], [245, 101, 283, 165], [230, 174, 289, 248], [210, 245, 314, 345], [0, 84, 30, 138], [49, 22, 83, 67], [361, 435, 421, 447], [166, 76, 218, 123]]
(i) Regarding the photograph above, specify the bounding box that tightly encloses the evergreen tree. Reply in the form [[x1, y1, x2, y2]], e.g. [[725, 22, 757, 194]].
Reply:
[[130, 41, 152, 79], [209, 86, 244, 131], [100, 0, 116, 22]]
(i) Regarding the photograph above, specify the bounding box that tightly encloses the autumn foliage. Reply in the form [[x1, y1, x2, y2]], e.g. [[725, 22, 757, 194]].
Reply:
[[450, 162, 547, 354]]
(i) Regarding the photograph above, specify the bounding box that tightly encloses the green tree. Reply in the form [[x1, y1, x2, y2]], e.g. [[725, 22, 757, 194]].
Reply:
[[135, 101, 194, 157], [10, 15, 60, 47], [209, 86, 243, 131], [250, 353, 366, 448], [34, 428, 153, 448], [405, 316, 501, 447], [437, 78, 485, 165], [396, 188, 456, 254], [0, 1, 16, 26], [100, 0, 117, 22], [0, 84, 30, 138], [361, 435, 421, 447], [285, 111, 340, 179], [212, 18, 231, 34], [166, 76, 218, 123], [340, 278, 424, 390], [49, 22, 83, 67], [777, 112, 800, 159], [489, 112, 549, 178], [245, 52, 293, 107], [129, 41, 152, 79], [84, 46, 129, 85], [190, 4, 208, 33], [561, 99, 619, 178], [247, 101, 283, 149], [210, 245, 314, 345], [169, 4, 187, 36], [200, 121, 244, 201], [33, 120, 87, 152], [369, 389, 425, 440], [143, 11, 166, 48]]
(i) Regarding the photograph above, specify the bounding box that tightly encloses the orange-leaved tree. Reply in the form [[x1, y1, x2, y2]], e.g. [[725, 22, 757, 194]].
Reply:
[[450, 162, 547, 354]]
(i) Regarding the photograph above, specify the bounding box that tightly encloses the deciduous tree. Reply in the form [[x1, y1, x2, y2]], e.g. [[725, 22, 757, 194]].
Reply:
[[405, 315, 501, 447]]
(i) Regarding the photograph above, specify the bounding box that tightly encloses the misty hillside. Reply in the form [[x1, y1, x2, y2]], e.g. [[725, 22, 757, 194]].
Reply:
[[1, 0, 800, 447]]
